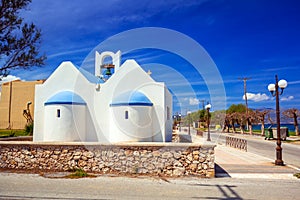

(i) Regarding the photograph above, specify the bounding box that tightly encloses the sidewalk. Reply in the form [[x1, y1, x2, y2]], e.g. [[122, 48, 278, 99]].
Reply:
[[215, 131, 300, 179], [215, 144, 299, 179], [176, 128, 300, 179]]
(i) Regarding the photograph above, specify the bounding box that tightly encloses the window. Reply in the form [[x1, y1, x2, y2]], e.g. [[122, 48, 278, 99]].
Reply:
[[57, 109, 61, 118], [125, 111, 128, 119]]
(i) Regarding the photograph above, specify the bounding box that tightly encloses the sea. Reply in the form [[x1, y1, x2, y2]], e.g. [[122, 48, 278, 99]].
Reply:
[[252, 124, 298, 132]]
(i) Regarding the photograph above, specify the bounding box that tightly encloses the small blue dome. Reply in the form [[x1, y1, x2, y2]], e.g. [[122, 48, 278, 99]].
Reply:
[[110, 91, 153, 107], [45, 91, 86, 105]]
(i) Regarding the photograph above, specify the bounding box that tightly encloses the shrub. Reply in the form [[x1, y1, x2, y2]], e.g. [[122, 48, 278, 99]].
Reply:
[[294, 173, 300, 179], [65, 168, 96, 179], [71, 168, 88, 177], [24, 122, 34, 136]]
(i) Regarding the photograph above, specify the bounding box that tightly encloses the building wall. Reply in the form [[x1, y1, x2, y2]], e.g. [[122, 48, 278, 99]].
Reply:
[[93, 59, 160, 142], [34, 58, 173, 143], [109, 106, 153, 142], [33, 62, 96, 141], [0, 80, 44, 129], [44, 104, 86, 141], [101, 60, 173, 143], [136, 82, 169, 142], [164, 85, 173, 142]]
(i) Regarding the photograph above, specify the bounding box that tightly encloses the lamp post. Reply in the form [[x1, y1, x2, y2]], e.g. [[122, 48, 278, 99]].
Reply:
[[178, 114, 182, 132], [174, 113, 181, 131], [268, 75, 288, 166], [205, 103, 212, 141]]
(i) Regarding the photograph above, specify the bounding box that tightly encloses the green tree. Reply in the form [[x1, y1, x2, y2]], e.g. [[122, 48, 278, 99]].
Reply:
[[0, 0, 46, 78], [227, 104, 247, 114], [197, 109, 206, 122], [226, 104, 249, 133]]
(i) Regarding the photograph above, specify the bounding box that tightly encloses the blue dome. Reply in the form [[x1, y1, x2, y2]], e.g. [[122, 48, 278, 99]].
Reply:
[[44, 91, 86, 105], [110, 91, 153, 107]]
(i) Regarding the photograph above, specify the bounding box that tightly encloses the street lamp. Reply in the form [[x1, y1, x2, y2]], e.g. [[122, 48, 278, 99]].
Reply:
[[268, 75, 288, 166], [178, 114, 182, 131], [174, 113, 181, 131], [205, 103, 212, 141]]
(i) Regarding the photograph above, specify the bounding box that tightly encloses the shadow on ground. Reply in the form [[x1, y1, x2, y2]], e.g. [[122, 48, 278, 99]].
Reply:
[[215, 164, 231, 178]]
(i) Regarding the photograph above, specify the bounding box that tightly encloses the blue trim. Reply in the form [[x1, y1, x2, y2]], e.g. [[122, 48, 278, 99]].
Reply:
[[110, 102, 153, 107], [110, 91, 153, 107], [44, 91, 87, 106], [45, 102, 87, 106]]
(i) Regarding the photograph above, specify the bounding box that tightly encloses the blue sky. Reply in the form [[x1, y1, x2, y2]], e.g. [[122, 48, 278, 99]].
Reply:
[[2, 0, 300, 113]]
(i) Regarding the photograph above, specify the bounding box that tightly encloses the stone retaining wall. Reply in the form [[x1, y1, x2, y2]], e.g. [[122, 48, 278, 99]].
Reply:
[[0, 142, 215, 177]]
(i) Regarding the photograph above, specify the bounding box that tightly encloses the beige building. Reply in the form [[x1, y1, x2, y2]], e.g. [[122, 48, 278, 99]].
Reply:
[[0, 80, 44, 129]]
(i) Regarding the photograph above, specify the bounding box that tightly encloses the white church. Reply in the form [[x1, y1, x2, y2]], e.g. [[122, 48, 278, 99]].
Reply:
[[33, 51, 173, 143]]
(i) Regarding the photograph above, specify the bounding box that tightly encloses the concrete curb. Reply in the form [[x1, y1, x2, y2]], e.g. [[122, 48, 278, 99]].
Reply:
[[216, 173, 298, 180]]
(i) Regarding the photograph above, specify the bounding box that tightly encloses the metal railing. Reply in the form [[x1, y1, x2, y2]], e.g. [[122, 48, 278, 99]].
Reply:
[[226, 136, 247, 152]]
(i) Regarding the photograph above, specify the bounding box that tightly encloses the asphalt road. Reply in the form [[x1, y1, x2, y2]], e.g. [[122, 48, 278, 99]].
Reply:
[[1, 130, 299, 199], [0, 172, 299, 200], [210, 131, 300, 169]]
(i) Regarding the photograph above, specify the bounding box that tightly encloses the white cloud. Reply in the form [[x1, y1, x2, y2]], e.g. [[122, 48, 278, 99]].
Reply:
[[183, 97, 189, 101], [0, 75, 21, 85], [243, 93, 270, 102], [288, 80, 300, 85], [189, 97, 200, 105], [182, 97, 200, 105], [47, 47, 92, 59], [281, 96, 294, 101]]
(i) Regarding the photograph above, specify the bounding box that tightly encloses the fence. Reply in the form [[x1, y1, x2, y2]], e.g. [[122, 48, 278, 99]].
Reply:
[[225, 136, 247, 152]]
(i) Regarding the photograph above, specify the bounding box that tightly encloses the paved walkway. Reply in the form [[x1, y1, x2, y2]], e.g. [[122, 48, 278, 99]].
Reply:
[[215, 144, 299, 179], [176, 128, 300, 179]]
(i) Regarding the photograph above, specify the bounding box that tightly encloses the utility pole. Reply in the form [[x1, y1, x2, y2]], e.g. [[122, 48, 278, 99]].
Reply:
[[8, 81, 13, 129], [238, 77, 251, 130], [199, 100, 205, 110]]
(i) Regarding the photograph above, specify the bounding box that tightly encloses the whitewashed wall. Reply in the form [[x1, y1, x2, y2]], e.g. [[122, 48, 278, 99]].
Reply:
[[44, 104, 86, 141], [34, 55, 173, 143], [33, 62, 96, 142], [109, 106, 153, 142]]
